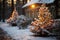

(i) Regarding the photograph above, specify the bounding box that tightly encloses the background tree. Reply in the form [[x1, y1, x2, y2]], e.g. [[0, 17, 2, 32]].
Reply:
[[11, 0, 14, 13], [2, 0, 6, 22]]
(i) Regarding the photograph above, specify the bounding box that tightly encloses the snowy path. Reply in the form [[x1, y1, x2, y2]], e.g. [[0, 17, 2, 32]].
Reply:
[[0, 23, 56, 40]]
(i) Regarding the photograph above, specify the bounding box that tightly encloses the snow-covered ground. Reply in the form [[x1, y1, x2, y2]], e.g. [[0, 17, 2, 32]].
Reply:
[[0, 22, 56, 40]]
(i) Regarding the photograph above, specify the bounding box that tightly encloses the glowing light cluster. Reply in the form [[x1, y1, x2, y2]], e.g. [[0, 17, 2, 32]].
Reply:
[[6, 8, 18, 23], [31, 4, 35, 8], [31, 4, 53, 29], [27, 0, 31, 3]]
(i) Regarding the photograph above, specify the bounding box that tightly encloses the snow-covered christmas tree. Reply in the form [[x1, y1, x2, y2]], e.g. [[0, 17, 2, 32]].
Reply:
[[30, 4, 53, 34], [6, 8, 19, 23]]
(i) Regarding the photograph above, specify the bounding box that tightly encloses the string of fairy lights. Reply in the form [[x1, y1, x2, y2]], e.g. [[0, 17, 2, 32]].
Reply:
[[31, 4, 53, 29]]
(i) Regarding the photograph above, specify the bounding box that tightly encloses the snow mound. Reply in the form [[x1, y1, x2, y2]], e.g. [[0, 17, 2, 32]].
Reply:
[[0, 23, 56, 40], [17, 15, 27, 20]]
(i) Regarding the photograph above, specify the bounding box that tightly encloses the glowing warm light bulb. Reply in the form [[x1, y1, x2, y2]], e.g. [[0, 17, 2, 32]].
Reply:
[[31, 5, 35, 8]]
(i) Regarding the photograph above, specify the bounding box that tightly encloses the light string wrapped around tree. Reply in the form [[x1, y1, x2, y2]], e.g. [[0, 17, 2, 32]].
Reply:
[[6, 8, 19, 23], [30, 4, 54, 34]]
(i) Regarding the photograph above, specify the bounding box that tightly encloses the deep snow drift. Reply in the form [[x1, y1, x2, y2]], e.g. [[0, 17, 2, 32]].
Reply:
[[0, 23, 56, 40]]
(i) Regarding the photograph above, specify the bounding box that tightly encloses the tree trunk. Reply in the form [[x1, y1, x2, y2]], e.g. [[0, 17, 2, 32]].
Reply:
[[54, 0, 58, 18], [2, 0, 6, 22], [11, 0, 14, 13]]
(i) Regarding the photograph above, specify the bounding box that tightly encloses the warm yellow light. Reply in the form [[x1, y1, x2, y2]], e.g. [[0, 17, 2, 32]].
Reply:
[[14, 0, 16, 2], [14, 0, 16, 4], [27, 0, 30, 3], [31, 5, 35, 8]]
